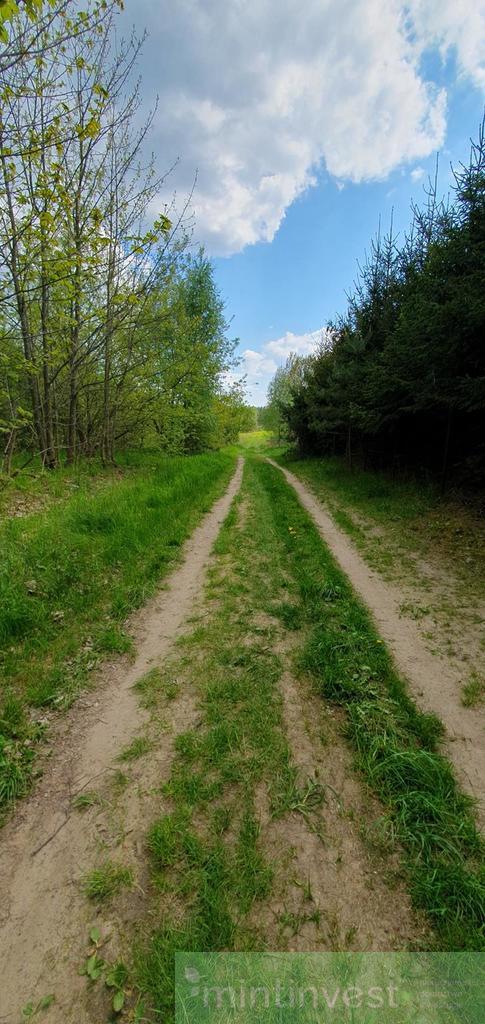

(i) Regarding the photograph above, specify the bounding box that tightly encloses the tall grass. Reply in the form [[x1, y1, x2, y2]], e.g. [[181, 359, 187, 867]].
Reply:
[[0, 451, 235, 815], [282, 454, 437, 521]]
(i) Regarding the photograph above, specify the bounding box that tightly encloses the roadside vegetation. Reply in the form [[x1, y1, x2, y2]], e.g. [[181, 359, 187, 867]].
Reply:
[[0, 450, 235, 816], [237, 429, 274, 451]]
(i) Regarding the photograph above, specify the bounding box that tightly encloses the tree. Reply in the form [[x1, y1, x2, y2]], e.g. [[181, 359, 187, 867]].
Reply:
[[212, 382, 254, 445], [266, 352, 314, 442]]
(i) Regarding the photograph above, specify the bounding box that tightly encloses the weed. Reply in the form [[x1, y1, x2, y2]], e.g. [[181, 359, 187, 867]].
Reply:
[[212, 805, 231, 835], [293, 876, 314, 902], [399, 601, 431, 621], [148, 812, 188, 868], [278, 906, 322, 937], [163, 680, 180, 700], [93, 625, 134, 655], [134, 667, 163, 707], [270, 601, 303, 630], [81, 927, 130, 1015], [21, 994, 55, 1019], [0, 744, 32, 805], [136, 668, 180, 707], [272, 770, 326, 822]]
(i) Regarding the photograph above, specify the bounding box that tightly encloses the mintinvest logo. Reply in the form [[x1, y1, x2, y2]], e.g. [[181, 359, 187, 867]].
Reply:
[[176, 952, 483, 1023]]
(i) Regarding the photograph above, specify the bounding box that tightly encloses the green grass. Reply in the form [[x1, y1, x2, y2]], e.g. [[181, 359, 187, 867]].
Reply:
[[283, 454, 438, 521], [82, 859, 134, 902], [237, 429, 274, 451], [134, 667, 179, 708], [461, 673, 485, 708], [72, 790, 101, 811], [0, 451, 235, 817], [0, 453, 118, 518], [118, 736, 152, 762]]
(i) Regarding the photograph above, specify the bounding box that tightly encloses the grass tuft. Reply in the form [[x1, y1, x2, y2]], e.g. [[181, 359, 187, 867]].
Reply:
[[72, 790, 101, 811], [461, 672, 484, 708], [82, 860, 134, 902], [118, 736, 152, 762]]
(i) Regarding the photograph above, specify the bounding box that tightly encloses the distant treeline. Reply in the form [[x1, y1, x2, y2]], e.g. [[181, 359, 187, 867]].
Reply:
[[270, 121, 485, 487]]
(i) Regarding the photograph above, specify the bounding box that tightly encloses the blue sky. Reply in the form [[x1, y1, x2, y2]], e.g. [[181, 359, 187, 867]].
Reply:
[[125, 1, 484, 403]]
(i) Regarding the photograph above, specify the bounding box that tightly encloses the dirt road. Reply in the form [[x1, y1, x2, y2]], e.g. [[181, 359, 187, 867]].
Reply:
[[268, 459, 485, 827]]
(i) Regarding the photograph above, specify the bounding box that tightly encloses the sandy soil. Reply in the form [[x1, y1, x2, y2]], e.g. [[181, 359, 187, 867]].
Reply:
[[268, 460, 485, 828], [0, 459, 243, 1024]]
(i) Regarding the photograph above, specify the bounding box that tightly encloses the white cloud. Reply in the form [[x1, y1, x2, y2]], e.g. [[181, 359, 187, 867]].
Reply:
[[238, 328, 325, 403], [410, 166, 426, 181], [236, 349, 277, 404], [125, 0, 484, 255], [266, 328, 328, 360]]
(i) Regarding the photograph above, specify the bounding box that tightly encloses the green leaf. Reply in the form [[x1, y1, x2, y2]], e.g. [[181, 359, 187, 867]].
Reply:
[[112, 990, 125, 1013], [85, 953, 104, 981], [89, 926, 101, 944]]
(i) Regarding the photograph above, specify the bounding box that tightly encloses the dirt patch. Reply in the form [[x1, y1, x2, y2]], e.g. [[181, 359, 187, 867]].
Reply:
[[0, 459, 243, 1023], [268, 460, 485, 828]]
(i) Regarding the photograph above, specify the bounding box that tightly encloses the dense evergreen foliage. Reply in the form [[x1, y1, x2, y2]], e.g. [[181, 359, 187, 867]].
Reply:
[[278, 123, 485, 487]]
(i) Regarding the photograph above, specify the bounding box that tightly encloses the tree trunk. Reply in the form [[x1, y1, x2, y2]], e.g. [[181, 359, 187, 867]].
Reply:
[[3, 426, 16, 475], [346, 421, 353, 470], [40, 266, 57, 468], [440, 407, 453, 495], [67, 190, 83, 464], [0, 133, 46, 457]]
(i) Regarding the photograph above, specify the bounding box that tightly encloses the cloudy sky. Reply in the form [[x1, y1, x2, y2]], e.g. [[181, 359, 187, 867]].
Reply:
[[121, 0, 484, 403]]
